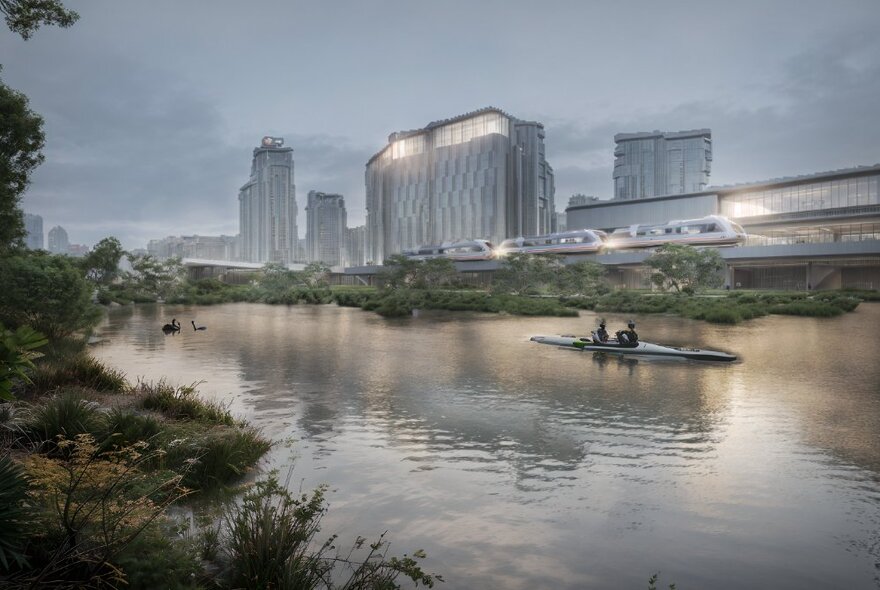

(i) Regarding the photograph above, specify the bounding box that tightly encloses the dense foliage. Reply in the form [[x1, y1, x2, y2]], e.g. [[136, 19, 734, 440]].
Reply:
[[0, 76, 45, 253], [0, 251, 101, 338], [645, 244, 724, 294], [0, 0, 78, 40]]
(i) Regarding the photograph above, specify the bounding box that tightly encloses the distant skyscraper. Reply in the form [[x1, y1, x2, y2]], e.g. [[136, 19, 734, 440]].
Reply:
[[24, 213, 43, 249], [306, 191, 347, 267], [554, 212, 566, 232], [147, 235, 237, 260], [239, 136, 298, 263], [346, 225, 367, 266], [47, 225, 69, 254], [365, 106, 556, 263], [613, 129, 712, 199]]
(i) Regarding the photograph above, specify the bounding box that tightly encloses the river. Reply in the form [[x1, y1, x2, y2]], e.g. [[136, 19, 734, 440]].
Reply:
[[91, 302, 880, 589]]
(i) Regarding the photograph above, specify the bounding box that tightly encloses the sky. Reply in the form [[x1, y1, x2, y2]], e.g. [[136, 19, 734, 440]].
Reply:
[[2, 0, 879, 249]]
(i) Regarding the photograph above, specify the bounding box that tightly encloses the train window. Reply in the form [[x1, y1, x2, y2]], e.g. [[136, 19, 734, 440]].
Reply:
[[418, 248, 435, 255], [648, 228, 665, 236], [705, 223, 717, 232]]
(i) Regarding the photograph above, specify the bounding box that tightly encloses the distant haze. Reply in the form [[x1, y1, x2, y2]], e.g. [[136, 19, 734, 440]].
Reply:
[[2, 0, 879, 249]]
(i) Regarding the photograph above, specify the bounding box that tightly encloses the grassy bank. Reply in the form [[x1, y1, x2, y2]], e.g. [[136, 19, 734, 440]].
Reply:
[[562, 289, 867, 324], [100, 274, 877, 324], [0, 347, 440, 589]]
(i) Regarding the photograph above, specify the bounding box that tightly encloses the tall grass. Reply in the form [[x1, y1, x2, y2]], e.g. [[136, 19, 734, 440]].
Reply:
[[20, 391, 107, 455], [100, 408, 162, 452], [28, 353, 127, 395], [139, 381, 234, 425], [165, 425, 271, 489]]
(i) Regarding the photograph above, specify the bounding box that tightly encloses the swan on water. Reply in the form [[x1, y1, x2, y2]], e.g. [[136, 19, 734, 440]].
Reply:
[[161, 318, 181, 332], [192, 321, 207, 331]]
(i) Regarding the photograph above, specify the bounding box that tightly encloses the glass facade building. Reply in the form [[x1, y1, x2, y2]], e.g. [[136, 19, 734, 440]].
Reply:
[[613, 129, 712, 200], [365, 107, 555, 263], [306, 191, 347, 267], [239, 137, 298, 264], [47, 225, 69, 254], [24, 213, 43, 250]]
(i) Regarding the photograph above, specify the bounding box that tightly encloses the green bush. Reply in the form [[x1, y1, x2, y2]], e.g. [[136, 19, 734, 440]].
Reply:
[[21, 391, 107, 454], [113, 525, 202, 590], [100, 408, 161, 451], [166, 425, 271, 489], [140, 381, 234, 425], [0, 454, 29, 571], [0, 252, 101, 339], [28, 353, 128, 395], [769, 301, 844, 317]]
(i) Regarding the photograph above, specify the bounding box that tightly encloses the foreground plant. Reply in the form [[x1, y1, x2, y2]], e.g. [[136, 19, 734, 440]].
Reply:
[[13, 434, 190, 588], [221, 472, 442, 589], [0, 323, 47, 400]]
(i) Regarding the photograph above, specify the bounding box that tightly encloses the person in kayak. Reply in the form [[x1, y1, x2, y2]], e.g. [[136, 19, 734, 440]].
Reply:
[[616, 320, 639, 347], [594, 320, 609, 343]]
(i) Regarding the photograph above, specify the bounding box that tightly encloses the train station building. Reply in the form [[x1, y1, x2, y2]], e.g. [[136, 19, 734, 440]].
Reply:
[[566, 164, 880, 290]]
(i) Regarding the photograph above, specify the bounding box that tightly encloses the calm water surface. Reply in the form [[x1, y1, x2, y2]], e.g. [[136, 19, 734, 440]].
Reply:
[[92, 302, 880, 589]]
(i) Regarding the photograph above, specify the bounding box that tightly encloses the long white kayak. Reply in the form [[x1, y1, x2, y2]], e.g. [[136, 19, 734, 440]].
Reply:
[[530, 335, 737, 362]]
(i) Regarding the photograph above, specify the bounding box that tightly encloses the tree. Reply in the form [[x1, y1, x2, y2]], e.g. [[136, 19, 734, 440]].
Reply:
[[554, 260, 608, 296], [0, 252, 100, 338], [80, 236, 126, 285], [491, 253, 559, 295], [376, 255, 421, 291], [1, 0, 79, 40], [646, 244, 724, 294], [0, 76, 44, 253], [414, 257, 457, 289], [299, 262, 330, 288], [125, 254, 184, 300]]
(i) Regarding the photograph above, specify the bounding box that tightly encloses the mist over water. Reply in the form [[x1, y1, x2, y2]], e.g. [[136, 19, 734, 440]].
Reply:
[[93, 303, 880, 589]]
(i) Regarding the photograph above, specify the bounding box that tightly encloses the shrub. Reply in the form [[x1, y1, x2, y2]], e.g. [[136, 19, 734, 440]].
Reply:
[[0, 454, 29, 571], [20, 391, 107, 454], [140, 381, 234, 425], [222, 474, 441, 590], [769, 301, 844, 317], [701, 306, 741, 324], [28, 353, 128, 395], [113, 523, 202, 590], [166, 425, 271, 489], [100, 408, 162, 451], [0, 252, 101, 339], [20, 435, 189, 588]]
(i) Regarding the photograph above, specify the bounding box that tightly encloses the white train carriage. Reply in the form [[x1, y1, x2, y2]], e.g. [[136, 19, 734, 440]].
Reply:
[[402, 239, 495, 261], [497, 229, 607, 256], [606, 215, 747, 250]]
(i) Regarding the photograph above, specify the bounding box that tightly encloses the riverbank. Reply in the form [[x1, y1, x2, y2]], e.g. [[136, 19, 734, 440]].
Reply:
[[0, 344, 439, 589], [101, 278, 877, 324]]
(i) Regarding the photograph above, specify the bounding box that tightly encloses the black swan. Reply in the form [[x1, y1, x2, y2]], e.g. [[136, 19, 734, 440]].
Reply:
[[192, 321, 207, 331], [161, 318, 181, 332]]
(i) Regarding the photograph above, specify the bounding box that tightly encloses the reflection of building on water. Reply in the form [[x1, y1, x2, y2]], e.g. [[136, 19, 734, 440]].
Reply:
[[568, 164, 880, 290]]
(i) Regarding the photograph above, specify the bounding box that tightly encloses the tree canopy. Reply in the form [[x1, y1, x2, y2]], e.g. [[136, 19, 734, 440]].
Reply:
[[646, 244, 724, 294], [1, 0, 78, 40], [80, 236, 126, 285], [492, 253, 608, 296], [0, 251, 100, 338], [0, 76, 44, 253]]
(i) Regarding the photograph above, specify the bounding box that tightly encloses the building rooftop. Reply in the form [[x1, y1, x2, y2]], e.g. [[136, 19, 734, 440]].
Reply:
[[614, 129, 711, 142]]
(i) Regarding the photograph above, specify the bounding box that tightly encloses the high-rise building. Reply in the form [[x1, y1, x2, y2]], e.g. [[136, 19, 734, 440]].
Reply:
[[24, 213, 43, 249], [306, 191, 347, 267], [239, 136, 298, 263], [346, 225, 367, 266], [47, 225, 69, 254], [365, 106, 556, 263], [613, 129, 712, 200]]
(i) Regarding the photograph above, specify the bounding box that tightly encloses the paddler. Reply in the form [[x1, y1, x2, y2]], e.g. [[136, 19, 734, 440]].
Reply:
[[616, 320, 639, 347], [594, 319, 609, 343]]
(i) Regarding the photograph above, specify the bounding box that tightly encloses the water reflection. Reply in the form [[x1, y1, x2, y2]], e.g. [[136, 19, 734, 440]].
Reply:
[[92, 302, 880, 589]]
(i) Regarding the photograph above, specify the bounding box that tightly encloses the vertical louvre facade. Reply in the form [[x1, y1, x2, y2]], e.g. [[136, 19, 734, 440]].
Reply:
[[239, 137, 298, 263], [306, 191, 347, 266], [613, 129, 712, 200], [365, 107, 556, 263]]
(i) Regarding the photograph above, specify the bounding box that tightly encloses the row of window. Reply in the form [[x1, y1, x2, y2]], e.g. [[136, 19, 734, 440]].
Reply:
[[744, 223, 880, 246], [721, 176, 879, 218]]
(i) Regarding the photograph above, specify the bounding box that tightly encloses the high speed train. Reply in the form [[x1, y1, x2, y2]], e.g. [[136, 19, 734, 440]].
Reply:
[[606, 215, 747, 250], [496, 229, 608, 256], [402, 239, 496, 261]]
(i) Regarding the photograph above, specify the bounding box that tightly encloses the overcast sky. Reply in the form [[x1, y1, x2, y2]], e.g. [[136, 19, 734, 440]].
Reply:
[[3, 0, 879, 249]]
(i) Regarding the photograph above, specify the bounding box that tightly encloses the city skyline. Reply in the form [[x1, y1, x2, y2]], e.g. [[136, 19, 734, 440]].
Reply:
[[2, 0, 879, 248]]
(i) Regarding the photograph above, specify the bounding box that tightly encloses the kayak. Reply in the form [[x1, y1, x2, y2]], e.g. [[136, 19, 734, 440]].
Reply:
[[530, 335, 737, 362]]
